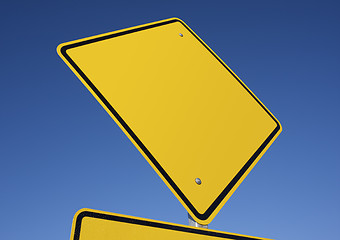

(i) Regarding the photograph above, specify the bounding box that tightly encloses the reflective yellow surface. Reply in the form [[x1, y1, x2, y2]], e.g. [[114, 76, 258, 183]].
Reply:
[[71, 209, 271, 240], [58, 18, 281, 225]]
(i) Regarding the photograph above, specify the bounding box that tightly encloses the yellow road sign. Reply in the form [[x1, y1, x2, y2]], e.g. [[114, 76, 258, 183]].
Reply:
[[71, 209, 271, 240], [57, 18, 281, 225]]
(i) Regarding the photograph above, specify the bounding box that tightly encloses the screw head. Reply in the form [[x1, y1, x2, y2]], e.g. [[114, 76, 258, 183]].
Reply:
[[195, 178, 202, 185], [179, 33, 183, 37]]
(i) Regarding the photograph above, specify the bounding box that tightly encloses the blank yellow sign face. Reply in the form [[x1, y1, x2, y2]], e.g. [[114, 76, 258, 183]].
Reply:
[[71, 209, 271, 240], [58, 18, 281, 225]]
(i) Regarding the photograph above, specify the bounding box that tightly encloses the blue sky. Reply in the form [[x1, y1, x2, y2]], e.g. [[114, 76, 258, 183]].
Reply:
[[1, 1, 339, 239]]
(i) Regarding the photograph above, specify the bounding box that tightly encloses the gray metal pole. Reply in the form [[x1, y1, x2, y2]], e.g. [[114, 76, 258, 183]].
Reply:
[[188, 213, 208, 228]]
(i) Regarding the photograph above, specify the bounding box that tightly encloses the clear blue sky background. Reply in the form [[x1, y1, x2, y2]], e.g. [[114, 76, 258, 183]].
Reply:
[[1, 1, 339, 239]]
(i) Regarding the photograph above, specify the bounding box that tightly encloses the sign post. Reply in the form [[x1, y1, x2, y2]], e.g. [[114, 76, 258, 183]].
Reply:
[[188, 213, 208, 228]]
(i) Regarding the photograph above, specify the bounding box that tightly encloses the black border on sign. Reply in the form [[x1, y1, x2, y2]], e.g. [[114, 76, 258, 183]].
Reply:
[[60, 19, 281, 221], [73, 210, 267, 240]]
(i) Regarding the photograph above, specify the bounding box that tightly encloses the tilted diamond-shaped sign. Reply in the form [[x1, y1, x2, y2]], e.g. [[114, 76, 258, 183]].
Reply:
[[57, 18, 281, 225]]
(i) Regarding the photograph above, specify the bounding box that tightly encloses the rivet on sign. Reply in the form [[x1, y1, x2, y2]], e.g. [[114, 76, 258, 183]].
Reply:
[[195, 178, 202, 185], [179, 33, 183, 37]]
